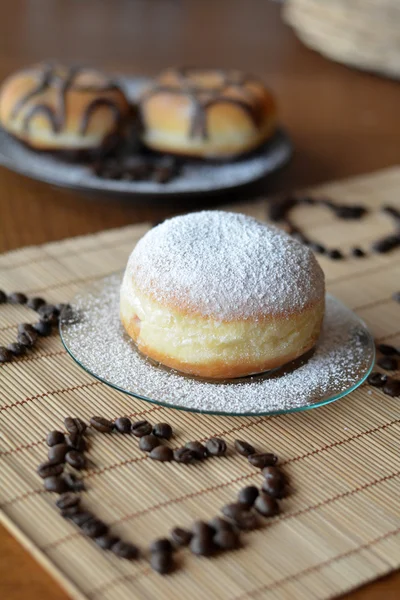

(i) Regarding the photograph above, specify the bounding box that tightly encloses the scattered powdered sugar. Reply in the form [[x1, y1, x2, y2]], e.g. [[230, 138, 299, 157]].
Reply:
[[60, 274, 374, 415], [129, 211, 325, 319]]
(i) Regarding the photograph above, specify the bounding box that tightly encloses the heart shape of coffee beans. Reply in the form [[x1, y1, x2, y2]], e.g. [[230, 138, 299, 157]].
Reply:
[[268, 195, 400, 260], [36, 415, 289, 574]]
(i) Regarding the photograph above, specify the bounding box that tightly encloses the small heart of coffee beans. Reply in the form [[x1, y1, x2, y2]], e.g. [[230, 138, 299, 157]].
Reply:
[[27, 296, 46, 311], [131, 420, 152, 437], [190, 535, 216, 556], [33, 321, 52, 336], [64, 473, 85, 492], [37, 461, 64, 479], [90, 416, 114, 433], [234, 440, 255, 456], [185, 441, 207, 459], [0, 347, 13, 362], [221, 503, 258, 530], [149, 446, 173, 462], [149, 538, 173, 553], [173, 447, 197, 463], [8, 292, 27, 304], [254, 493, 279, 517], [46, 431, 65, 447], [205, 437, 227, 456], [214, 529, 240, 550], [171, 527, 192, 547], [377, 344, 398, 356], [153, 422, 173, 440], [80, 518, 108, 538], [114, 416, 131, 433], [56, 493, 80, 510], [151, 551, 174, 574], [48, 443, 69, 464], [7, 342, 26, 356], [44, 476, 68, 493], [139, 434, 160, 452], [111, 540, 139, 560], [248, 453, 278, 468], [65, 450, 86, 470], [64, 417, 87, 435], [238, 486, 259, 507], [65, 432, 87, 452], [367, 372, 388, 388], [377, 356, 398, 371]]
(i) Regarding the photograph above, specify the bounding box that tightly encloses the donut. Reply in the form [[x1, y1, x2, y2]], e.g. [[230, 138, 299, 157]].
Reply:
[[138, 68, 277, 159], [120, 211, 325, 380], [0, 62, 131, 152]]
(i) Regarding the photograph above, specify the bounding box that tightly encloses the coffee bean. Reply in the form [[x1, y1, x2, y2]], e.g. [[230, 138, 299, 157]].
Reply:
[[367, 372, 388, 387], [95, 535, 120, 550], [139, 434, 160, 452], [27, 296, 46, 311], [149, 538, 173, 553], [190, 535, 216, 556], [64, 417, 87, 435], [8, 292, 27, 304], [149, 446, 173, 462], [262, 479, 286, 499], [393, 291, 400, 304], [17, 332, 36, 348], [44, 476, 68, 493], [114, 416, 131, 433], [38, 304, 60, 323], [221, 503, 248, 521], [185, 441, 207, 459], [209, 517, 234, 532], [248, 453, 278, 468], [254, 493, 280, 517], [234, 440, 255, 456], [66, 432, 87, 452], [0, 290, 6, 303], [373, 234, 400, 254], [221, 503, 258, 530], [65, 450, 86, 470], [33, 321, 52, 336], [378, 356, 398, 371], [6, 342, 26, 356], [46, 430, 65, 447], [90, 416, 114, 433], [378, 344, 398, 356], [170, 527, 192, 547], [151, 551, 174, 574], [70, 511, 94, 526], [192, 521, 214, 538], [351, 247, 366, 258], [383, 378, 400, 397], [48, 443, 69, 464], [18, 323, 37, 339], [64, 473, 85, 492], [205, 437, 227, 456], [262, 465, 285, 481], [131, 420, 152, 437], [0, 347, 13, 363], [56, 493, 80, 510], [238, 486, 259, 507], [37, 461, 64, 479], [111, 540, 139, 559], [153, 422, 173, 440], [60, 505, 82, 518], [214, 529, 240, 550], [327, 249, 344, 260], [81, 518, 108, 538], [173, 447, 197, 463]]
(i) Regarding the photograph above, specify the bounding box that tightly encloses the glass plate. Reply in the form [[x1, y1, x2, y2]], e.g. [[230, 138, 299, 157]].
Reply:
[[60, 274, 375, 416]]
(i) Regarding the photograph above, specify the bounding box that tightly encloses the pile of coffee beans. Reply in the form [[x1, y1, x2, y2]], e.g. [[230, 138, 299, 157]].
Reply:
[[0, 289, 72, 364], [268, 195, 400, 260], [38, 414, 288, 575], [91, 155, 181, 184], [368, 343, 400, 397]]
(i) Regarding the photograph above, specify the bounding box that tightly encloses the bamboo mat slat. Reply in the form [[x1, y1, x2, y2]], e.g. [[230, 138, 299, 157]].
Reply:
[[1, 166, 400, 600]]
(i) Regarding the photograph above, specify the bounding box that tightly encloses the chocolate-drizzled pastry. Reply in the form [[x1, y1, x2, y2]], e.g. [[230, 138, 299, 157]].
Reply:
[[0, 62, 131, 152], [139, 67, 277, 159]]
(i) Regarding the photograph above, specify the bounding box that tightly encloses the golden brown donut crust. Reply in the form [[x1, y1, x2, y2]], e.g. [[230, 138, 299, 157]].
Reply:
[[0, 63, 131, 150]]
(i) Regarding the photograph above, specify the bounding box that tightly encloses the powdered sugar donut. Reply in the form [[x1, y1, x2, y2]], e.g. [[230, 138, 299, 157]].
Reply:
[[120, 211, 325, 379]]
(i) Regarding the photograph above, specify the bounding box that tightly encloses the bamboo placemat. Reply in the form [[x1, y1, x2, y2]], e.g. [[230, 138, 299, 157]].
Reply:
[[1, 166, 400, 600]]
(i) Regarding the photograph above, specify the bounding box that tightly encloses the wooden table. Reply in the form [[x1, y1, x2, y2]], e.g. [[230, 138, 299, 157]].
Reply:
[[0, 2, 399, 598]]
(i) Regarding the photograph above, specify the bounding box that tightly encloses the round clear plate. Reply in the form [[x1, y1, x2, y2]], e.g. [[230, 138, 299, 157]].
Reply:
[[60, 274, 375, 416]]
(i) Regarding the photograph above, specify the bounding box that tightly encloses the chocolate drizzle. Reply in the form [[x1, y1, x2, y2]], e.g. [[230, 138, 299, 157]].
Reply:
[[10, 63, 124, 137], [140, 68, 265, 141]]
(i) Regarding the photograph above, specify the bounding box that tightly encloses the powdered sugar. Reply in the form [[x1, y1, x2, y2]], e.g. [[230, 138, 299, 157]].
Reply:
[[127, 212, 325, 320], [60, 274, 374, 416]]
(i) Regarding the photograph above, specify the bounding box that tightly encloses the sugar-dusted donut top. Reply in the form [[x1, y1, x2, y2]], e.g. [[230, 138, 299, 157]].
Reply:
[[126, 211, 325, 321]]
